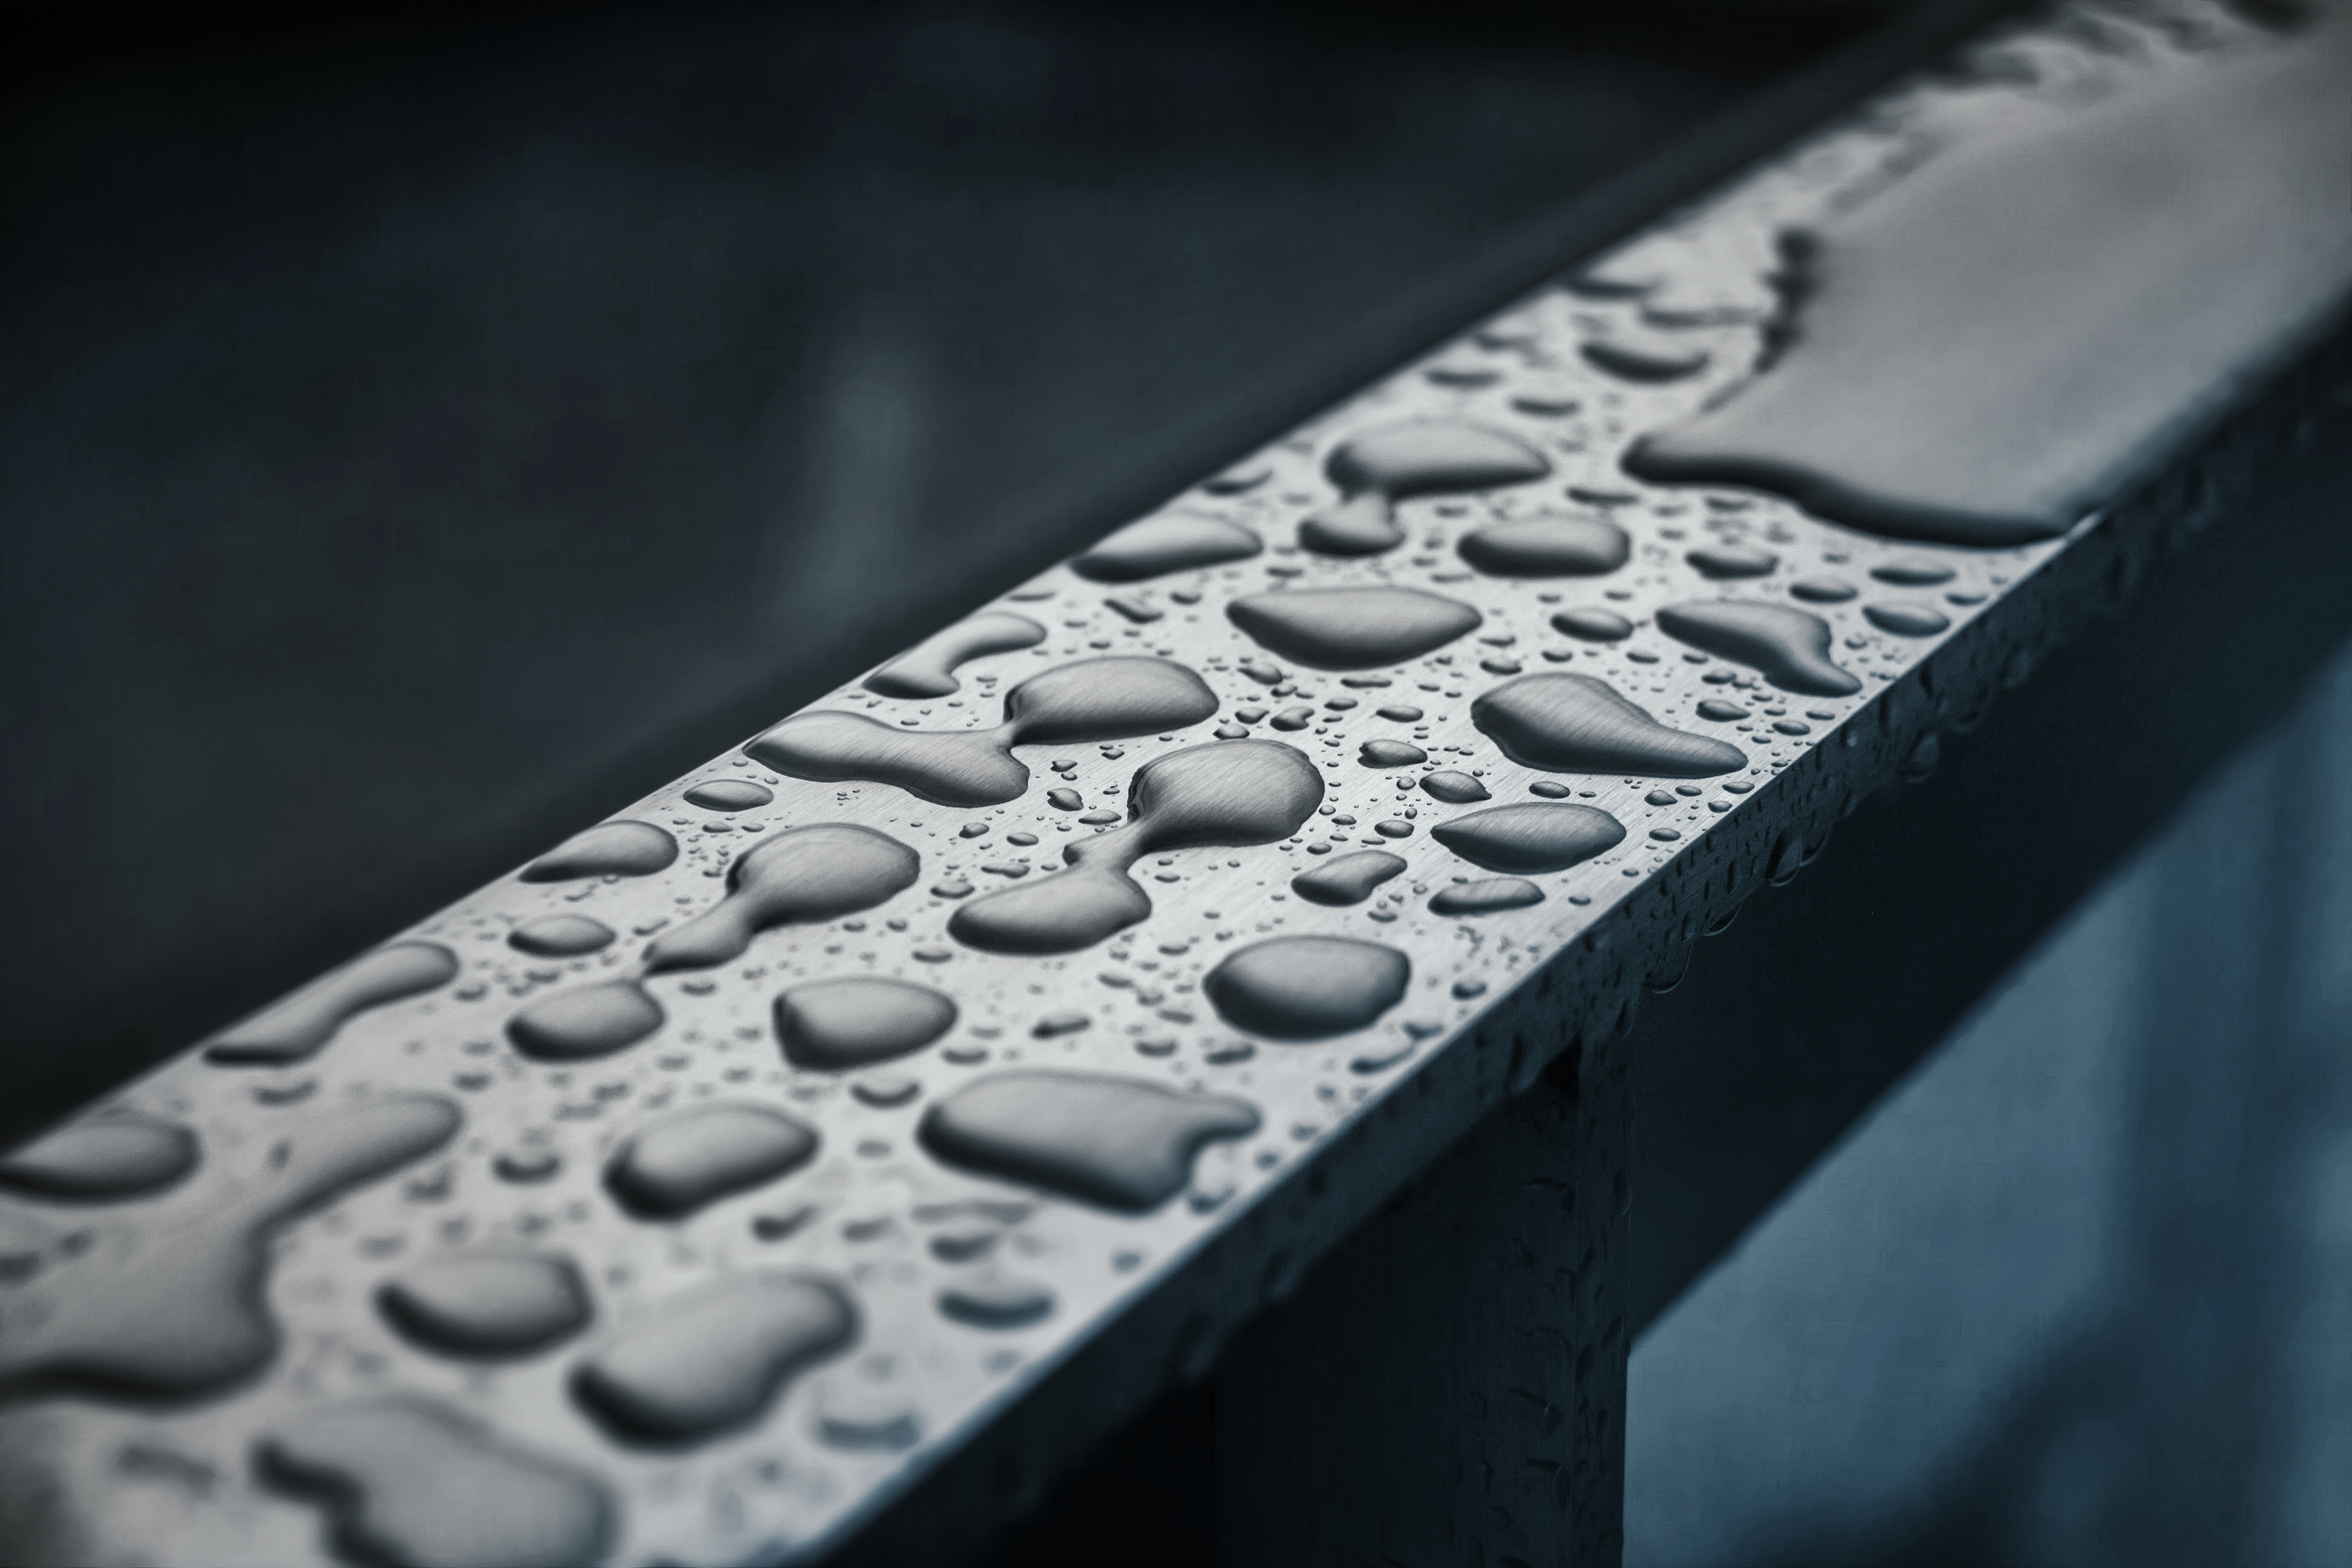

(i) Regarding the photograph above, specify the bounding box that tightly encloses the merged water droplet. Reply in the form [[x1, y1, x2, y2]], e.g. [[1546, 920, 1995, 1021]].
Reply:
[[684, 778, 773, 811], [1203, 936, 1410, 1040], [0, 1096, 459, 1400], [746, 658, 1218, 807], [378, 1252, 592, 1359], [520, 822, 677, 883], [938, 1279, 1056, 1330], [1472, 673, 1747, 778], [1866, 601, 1952, 636], [919, 1071, 1259, 1211], [259, 1397, 615, 1568], [605, 1103, 819, 1219], [1456, 515, 1630, 578], [949, 741, 1322, 955], [1420, 770, 1491, 804], [572, 1270, 857, 1444], [204, 942, 459, 1066], [644, 825, 920, 972], [865, 612, 1048, 699], [1072, 513, 1264, 581], [774, 976, 957, 1070], [1653, 601, 1860, 696], [1227, 587, 1480, 671], [1290, 850, 1407, 906], [1430, 803, 1625, 874], [1552, 607, 1634, 641], [508, 915, 615, 958], [508, 981, 664, 1062], [0, 1113, 198, 1202], [1431, 878, 1545, 914], [1301, 420, 1548, 555]]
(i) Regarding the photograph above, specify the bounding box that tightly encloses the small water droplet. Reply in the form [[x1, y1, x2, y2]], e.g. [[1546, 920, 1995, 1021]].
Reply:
[[1864, 601, 1952, 636], [1457, 515, 1630, 578], [1788, 576, 1858, 603], [1685, 543, 1779, 580], [684, 779, 774, 811], [507, 915, 615, 958], [1290, 850, 1408, 907], [1550, 607, 1635, 641], [1420, 771, 1491, 804], [1072, 513, 1263, 581], [938, 1279, 1055, 1330], [1429, 878, 1544, 915]]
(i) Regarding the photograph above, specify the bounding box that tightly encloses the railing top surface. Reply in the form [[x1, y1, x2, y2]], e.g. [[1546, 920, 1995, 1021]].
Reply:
[[3, 2, 2347, 1563]]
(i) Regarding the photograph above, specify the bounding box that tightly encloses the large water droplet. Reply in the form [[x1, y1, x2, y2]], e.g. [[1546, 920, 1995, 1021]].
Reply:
[[949, 740, 1322, 954], [1472, 673, 1747, 777], [1551, 607, 1634, 641], [1290, 850, 1407, 906], [572, 1271, 857, 1444], [507, 981, 663, 1062], [0, 1114, 197, 1203], [1653, 601, 1861, 696], [259, 1397, 614, 1568], [379, 1252, 592, 1359], [1865, 601, 1952, 636], [508, 915, 615, 958], [605, 1103, 818, 1218], [684, 779, 773, 811], [920, 1071, 1259, 1211], [205, 942, 459, 1065], [1072, 513, 1264, 581], [1301, 420, 1549, 555], [1431, 878, 1545, 914], [1788, 576, 1857, 603], [865, 612, 1048, 699], [1456, 515, 1630, 578], [1871, 555, 1956, 586], [520, 822, 676, 883], [1359, 739, 1428, 768], [774, 976, 957, 1069], [1581, 339, 1709, 382], [1431, 803, 1625, 873], [1420, 770, 1491, 803], [0, 1096, 459, 1400], [1227, 587, 1480, 671], [645, 825, 920, 972], [1685, 543, 1779, 580], [746, 658, 1218, 807], [1203, 936, 1410, 1040], [939, 1279, 1056, 1330]]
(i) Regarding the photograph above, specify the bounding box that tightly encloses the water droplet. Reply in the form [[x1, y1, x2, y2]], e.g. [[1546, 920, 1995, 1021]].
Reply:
[[1203, 463, 1270, 497], [1865, 601, 1952, 636], [1420, 771, 1489, 803], [684, 779, 774, 811], [644, 825, 920, 972], [816, 1383, 923, 1451], [572, 1270, 857, 1443], [1472, 674, 1746, 777], [1685, 543, 1778, 580], [1377, 704, 1424, 722], [260, 1397, 613, 1568], [1581, 340, 1708, 382], [920, 1071, 1258, 1212], [379, 1252, 592, 1359], [939, 1279, 1056, 1330], [495, 1148, 561, 1184], [1203, 936, 1408, 1040], [1653, 601, 1860, 696], [508, 915, 615, 958], [1071, 514, 1263, 581], [1290, 850, 1408, 907], [1550, 606, 1634, 641], [774, 977, 956, 1070], [1456, 515, 1630, 577], [851, 1075, 920, 1109], [747, 658, 1218, 806], [1228, 587, 1480, 671], [1301, 420, 1548, 555], [0, 1114, 197, 1203], [1359, 740, 1427, 768], [1431, 803, 1625, 874], [1789, 576, 1858, 603], [866, 612, 1048, 699], [606, 1103, 818, 1219], [1871, 555, 1956, 586], [1046, 788, 1085, 811], [1430, 878, 1544, 914], [0, 1096, 459, 1399], [520, 822, 676, 883], [1696, 699, 1749, 722], [949, 741, 1322, 955], [204, 942, 459, 1066], [508, 981, 663, 1062]]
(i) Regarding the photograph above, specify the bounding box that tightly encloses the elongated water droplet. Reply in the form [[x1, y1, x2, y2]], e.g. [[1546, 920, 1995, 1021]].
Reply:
[[1431, 878, 1545, 914], [1431, 803, 1625, 874], [1871, 555, 1956, 586], [920, 1071, 1259, 1211], [1866, 601, 1952, 636], [572, 1271, 857, 1443], [1456, 515, 1629, 578], [866, 612, 1048, 699], [0, 1114, 197, 1203], [746, 658, 1217, 807], [1551, 607, 1633, 641], [1359, 739, 1427, 768], [1685, 543, 1778, 580], [1473, 673, 1746, 778], [508, 915, 615, 958], [1301, 420, 1548, 555], [520, 822, 676, 883], [1203, 936, 1409, 1040], [205, 942, 459, 1065], [684, 779, 773, 811], [1290, 851, 1407, 906], [260, 1398, 614, 1568], [1072, 513, 1263, 581], [1581, 339, 1708, 382], [939, 1279, 1056, 1330], [605, 1103, 818, 1218], [1789, 576, 1857, 603], [1420, 770, 1491, 804], [1228, 587, 1480, 671], [949, 741, 1322, 954], [508, 981, 663, 1062], [1653, 601, 1860, 696], [379, 1252, 592, 1359], [645, 825, 919, 972], [774, 977, 957, 1069]]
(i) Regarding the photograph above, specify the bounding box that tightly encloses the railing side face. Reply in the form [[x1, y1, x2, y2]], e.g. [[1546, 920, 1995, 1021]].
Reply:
[[1, 4, 2346, 1566]]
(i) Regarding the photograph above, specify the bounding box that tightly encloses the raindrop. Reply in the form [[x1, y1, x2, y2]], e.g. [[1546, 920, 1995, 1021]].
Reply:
[[572, 1271, 857, 1443], [204, 943, 460, 1066], [1866, 602, 1952, 636], [1203, 936, 1409, 1040], [1581, 340, 1708, 382], [1290, 851, 1408, 907], [1359, 740, 1428, 768], [919, 1071, 1259, 1210], [1550, 607, 1634, 641], [1228, 587, 1480, 671], [1871, 555, 1957, 586], [1456, 516, 1630, 578], [0, 1114, 198, 1203], [508, 982, 664, 1062], [1431, 804, 1625, 874], [939, 1279, 1056, 1330], [1072, 514, 1263, 582], [1301, 420, 1548, 555], [1420, 771, 1491, 804], [774, 978, 956, 1070], [520, 822, 676, 883], [605, 1103, 818, 1218], [1472, 674, 1746, 777], [645, 825, 919, 972], [507, 916, 615, 958], [378, 1252, 592, 1358], [1653, 601, 1860, 696], [684, 779, 773, 812], [1685, 543, 1778, 580], [866, 612, 1048, 699], [1789, 576, 1858, 603], [1430, 879, 1544, 915]]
